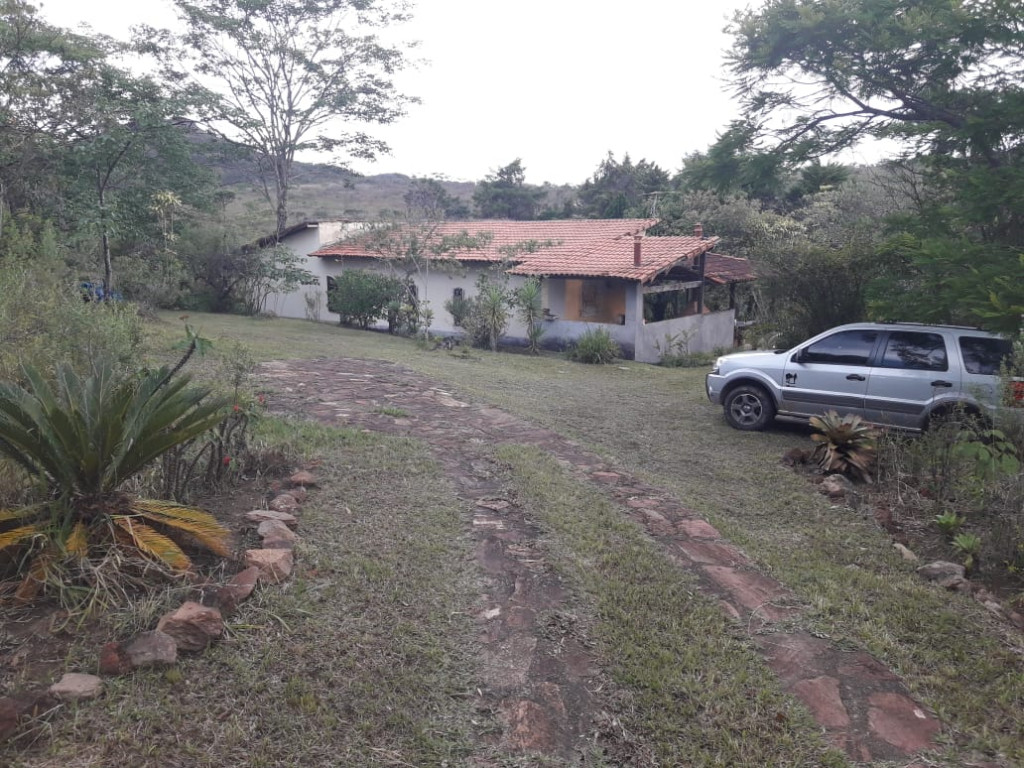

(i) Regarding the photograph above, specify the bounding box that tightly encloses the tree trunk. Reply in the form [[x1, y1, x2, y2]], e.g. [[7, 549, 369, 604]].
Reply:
[[275, 159, 289, 238], [99, 185, 113, 295]]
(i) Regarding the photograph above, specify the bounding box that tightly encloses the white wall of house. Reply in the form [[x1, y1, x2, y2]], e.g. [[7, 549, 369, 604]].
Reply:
[[309, 256, 533, 338], [634, 309, 736, 363], [267, 241, 738, 362], [263, 221, 356, 323]]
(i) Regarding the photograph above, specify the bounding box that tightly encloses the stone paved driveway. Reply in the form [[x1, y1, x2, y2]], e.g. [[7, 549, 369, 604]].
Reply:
[[260, 356, 942, 764]]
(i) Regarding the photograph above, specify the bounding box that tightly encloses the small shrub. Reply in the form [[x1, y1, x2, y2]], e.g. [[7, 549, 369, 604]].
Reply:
[[327, 270, 406, 328], [952, 532, 983, 574], [444, 294, 472, 327], [934, 511, 966, 539], [516, 277, 545, 354], [0, 357, 232, 604], [0, 265, 142, 384], [567, 328, 620, 365], [809, 410, 877, 482], [460, 274, 515, 351]]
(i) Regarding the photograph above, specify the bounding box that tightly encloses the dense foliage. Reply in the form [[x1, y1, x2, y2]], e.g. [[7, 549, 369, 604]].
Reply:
[[327, 270, 407, 329], [721, 0, 1024, 334], [0, 358, 232, 599]]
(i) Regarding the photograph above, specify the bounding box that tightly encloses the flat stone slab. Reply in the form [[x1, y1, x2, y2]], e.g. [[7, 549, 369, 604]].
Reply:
[[702, 565, 796, 620], [867, 692, 941, 753], [244, 509, 298, 527], [245, 548, 294, 583], [49, 673, 103, 701], [676, 519, 721, 539]]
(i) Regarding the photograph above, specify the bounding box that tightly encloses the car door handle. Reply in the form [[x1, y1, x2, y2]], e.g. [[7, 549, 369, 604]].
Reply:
[[931, 380, 953, 388], [846, 374, 866, 381]]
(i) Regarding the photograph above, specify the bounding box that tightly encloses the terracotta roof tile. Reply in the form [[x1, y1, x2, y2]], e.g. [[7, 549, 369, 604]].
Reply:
[[704, 252, 757, 284], [310, 221, 753, 285], [511, 235, 718, 283], [312, 219, 658, 263]]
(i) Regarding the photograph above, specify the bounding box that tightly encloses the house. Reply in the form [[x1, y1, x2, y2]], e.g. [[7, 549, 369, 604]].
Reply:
[[266, 218, 755, 363], [257, 220, 364, 321]]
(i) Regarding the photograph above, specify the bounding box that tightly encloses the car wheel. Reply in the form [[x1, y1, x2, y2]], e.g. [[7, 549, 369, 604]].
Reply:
[[723, 384, 776, 431]]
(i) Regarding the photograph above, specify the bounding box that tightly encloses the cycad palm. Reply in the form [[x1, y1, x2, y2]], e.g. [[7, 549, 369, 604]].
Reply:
[[0, 359, 233, 599]]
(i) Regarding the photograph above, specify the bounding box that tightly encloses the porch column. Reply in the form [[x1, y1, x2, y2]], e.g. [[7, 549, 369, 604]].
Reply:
[[626, 281, 644, 359]]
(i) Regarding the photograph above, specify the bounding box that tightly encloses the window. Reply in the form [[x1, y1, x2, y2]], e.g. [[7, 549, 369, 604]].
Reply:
[[453, 287, 464, 299], [959, 336, 1012, 375], [326, 276, 337, 293], [879, 332, 948, 371], [802, 330, 878, 366]]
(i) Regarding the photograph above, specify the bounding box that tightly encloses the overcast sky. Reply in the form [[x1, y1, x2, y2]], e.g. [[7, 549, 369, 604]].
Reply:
[[39, 0, 764, 185]]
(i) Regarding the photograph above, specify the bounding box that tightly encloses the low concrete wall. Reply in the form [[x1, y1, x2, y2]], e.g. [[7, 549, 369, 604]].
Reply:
[[634, 309, 735, 364]]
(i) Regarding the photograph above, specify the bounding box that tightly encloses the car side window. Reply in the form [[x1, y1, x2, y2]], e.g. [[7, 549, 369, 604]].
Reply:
[[879, 331, 948, 371], [802, 330, 878, 365], [959, 336, 1012, 375]]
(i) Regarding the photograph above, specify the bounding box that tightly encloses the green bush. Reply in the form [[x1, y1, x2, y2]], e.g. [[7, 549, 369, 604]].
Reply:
[[566, 327, 621, 364], [444, 294, 471, 327], [327, 270, 406, 328], [0, 265, 142, 384]]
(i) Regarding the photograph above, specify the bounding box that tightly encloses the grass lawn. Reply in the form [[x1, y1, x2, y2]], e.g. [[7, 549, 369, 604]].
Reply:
[[4, 311, 1016, 766], [5, 422, 482, 767]]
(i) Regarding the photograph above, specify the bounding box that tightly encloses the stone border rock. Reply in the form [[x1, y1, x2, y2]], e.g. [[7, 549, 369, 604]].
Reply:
[[0, 469, 316, 743]]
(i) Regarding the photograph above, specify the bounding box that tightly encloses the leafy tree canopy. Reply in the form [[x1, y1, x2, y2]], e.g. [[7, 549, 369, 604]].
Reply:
[[403, 177, 470, 220], [726, 0, 1024, 332], [472, 159, 547, 220], [576, 152, 669, 218], [144, 0, 416, 236]]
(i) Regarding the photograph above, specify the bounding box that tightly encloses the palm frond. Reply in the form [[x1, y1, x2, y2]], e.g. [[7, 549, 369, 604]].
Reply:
[[0, 503, 48, 523], [130, 498, 233, 557], [64, 522, 89, 558], [15, 548, 55, 601], [0, 524, 46, 551], [111, 515, 192, 571]]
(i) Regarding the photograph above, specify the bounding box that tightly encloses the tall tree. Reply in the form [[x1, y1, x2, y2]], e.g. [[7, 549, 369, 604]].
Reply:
[[472, 159, 547, 220], [61, 69, 212, 293], [727, 0, 1024, 330], [1, 1, 213, 292], [403, 176, 470, 220], [576, 152, 669, 218], [148, 0, 415, 238], [675, 120, 787, 204], [0, 0, 102, 223]]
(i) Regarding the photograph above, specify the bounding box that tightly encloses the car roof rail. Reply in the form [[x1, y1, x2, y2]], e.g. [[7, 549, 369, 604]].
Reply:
[[879, 320, 981, 331]]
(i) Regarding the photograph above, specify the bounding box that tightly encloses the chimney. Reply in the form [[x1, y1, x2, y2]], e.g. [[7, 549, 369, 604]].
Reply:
[[633, 234, 642, 266], [694, 222, 704, 239]]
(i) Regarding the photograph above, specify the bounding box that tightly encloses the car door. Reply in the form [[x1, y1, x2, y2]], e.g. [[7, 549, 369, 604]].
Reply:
[[864, 330, 956, 428], [780, 329, 879, 418]]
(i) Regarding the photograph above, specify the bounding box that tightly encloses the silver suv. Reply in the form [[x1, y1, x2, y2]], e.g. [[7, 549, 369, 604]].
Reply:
[[706, 322, 1018, 431]]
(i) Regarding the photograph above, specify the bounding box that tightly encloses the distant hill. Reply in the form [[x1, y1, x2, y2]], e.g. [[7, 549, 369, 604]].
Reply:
[[190, 128, 575, 237], [221, 161, 479, 231]]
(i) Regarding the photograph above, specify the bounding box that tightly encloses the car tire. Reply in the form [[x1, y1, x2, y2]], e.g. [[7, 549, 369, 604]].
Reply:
[[723, 384, 776, 431]]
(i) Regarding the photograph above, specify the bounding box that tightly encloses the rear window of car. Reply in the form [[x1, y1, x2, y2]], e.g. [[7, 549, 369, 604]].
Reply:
[[959, 336, 1012, 375], [802, 330, 878, 365], [879, 331, 948, 371]]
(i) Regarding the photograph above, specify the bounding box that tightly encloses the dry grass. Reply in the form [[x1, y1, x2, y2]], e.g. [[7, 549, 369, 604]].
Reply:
[[131, 312, 1024, 763], [3, 422, 483, 767]]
